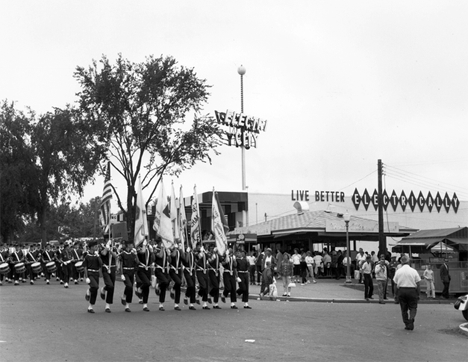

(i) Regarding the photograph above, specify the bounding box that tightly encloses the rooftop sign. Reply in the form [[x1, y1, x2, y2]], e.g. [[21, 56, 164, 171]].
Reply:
[[352, 188, 460, 213], [214, 110, 267, 149]]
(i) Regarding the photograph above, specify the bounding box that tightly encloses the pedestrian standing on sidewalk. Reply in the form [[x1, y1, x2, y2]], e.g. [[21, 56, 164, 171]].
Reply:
[[439, 259, 451, 299], [247, 251, 257, 285], [355, 248, 366, 283], [280, 253, 294, 297], [291, 249, 301, 283], [423, 265, 435, 298], [374, 256, 388, 304], [393, 255, 421, 331], [305, 251, 316, 283], [361, 255, 374, 301]]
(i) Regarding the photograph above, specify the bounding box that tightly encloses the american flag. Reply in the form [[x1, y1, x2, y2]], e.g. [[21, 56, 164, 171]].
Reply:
[[99, 162, 113, 235]]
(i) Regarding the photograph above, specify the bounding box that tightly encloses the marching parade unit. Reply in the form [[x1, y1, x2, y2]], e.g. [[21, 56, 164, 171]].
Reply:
[[0, 175, 253, 315]]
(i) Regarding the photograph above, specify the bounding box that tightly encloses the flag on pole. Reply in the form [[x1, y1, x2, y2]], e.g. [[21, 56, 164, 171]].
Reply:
[[190, 185, 201, 249], [212, 188, 229, 255], [171, 181, 180, 241], [99, 162, 113, 235], [179, 185, 188, 250], [134, 176, 148, 247], [155, 179, 174, 249]]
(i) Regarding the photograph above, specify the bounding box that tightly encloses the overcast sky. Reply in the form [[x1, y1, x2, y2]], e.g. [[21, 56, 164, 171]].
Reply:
[[2, 1, 468, 207]]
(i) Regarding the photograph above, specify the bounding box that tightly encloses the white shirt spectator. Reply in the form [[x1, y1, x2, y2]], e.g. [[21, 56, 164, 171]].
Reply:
[[393, 264, 421, 288], [291, 253, 301, 265], [305, 256, 314, 266]]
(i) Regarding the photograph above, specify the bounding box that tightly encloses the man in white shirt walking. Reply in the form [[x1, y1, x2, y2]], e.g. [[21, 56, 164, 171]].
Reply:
[[393, 255, 421, 331]]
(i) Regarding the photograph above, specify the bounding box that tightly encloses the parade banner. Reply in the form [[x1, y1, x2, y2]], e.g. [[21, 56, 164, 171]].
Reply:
[[171, 181, 180, 241], [190, 185, 201, 249], [99, 162, 113, 235], [134, 176, 148, 247], [154, 179, 174, 248], [179, 185, 188, 250], [212, 189, 229, 255]]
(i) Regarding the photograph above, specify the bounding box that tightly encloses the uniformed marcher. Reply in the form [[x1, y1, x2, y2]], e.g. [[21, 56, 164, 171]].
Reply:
[[119, 239, 138, 312], [83, 240, 103, 313], [181, 245, 197, 310], [235, 250, 252, 309], [195, 244, 210, 309], [221, 248, 238, 309], [169, 242, 184, 311], [71, 242, 84, 284], [100, 236, 118, 313], [59, 243, 73, 288], [207, 245, 222, 309], [153, 241, 171, 311], [10, 245, 25, 285], [42, 243, 55, 285], [135, 239, 154, 312], [25, 245, 40, 285]]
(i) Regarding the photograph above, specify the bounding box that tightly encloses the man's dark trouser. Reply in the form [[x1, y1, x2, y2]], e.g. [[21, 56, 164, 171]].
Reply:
[[398, 287, 418, 327], [442, 281, 450, 298], [364, 273, 374, 298]]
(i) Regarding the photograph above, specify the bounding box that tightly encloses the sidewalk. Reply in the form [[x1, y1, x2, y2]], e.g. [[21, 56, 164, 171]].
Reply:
[[247, 277, 457, 304]]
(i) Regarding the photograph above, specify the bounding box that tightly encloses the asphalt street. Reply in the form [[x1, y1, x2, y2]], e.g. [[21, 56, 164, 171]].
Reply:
[[0, 279, 466, 362]]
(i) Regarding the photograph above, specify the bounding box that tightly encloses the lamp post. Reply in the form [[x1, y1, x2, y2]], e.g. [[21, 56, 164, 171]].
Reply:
[[344, 211, 352, 283], [238, 65, 246, 191]]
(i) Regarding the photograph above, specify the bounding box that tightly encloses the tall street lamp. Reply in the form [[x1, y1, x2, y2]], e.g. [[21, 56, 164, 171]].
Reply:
[[344, 211, 352, 283], [238, 65, 246, 191]]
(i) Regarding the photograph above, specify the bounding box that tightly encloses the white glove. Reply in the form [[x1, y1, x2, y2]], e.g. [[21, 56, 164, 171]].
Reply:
[[86, 278, 91, 284], [186, 247, 191, 252], [225, 249, 230, 256], [121, 274, 126, 281], [236, 277, 242, 283], [214, 247, 218, 253], [200, 246, 205, 252], [106, 241, 112, 249], [143, 240, 148, 247], [131, 248, 137, 254]]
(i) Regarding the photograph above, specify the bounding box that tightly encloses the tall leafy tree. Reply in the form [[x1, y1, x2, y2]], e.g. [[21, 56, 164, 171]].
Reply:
[[30, 107, 104, 246], [74, 54, 223, 236], [0, 101, 39, 243]]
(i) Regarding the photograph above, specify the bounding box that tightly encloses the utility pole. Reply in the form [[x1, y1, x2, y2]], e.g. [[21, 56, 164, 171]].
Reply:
[[377, 159, 386, 257]]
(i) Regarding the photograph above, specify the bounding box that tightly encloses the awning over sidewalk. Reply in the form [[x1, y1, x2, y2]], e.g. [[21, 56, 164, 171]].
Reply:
[[397, 227, 468, 250]]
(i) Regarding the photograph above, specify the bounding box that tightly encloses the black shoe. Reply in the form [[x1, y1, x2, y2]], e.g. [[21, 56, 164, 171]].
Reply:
[[174, 306, 181, 311], [207, 297, 212, 304], [135, 290, 142, 299], [213, 305, 221, 309], [143, 307, 150, 312], [155, 288, 160, 296], [125, 308, 131, 312], [85, 293, 90, 302], [121, 297, 126, 306], [100, 288, 106, 301], [202, 306, 210, 310], [189, 306, 196, 310], [139, 300, 143, 304], [230, 305, 238, 309], [105, 308, 111, 313], [170, 291, 175, 300], [244, 305, 252, 309], [87, 309, 95, 314], [183, 298, 188, 305], [221, 296, 226, 303], [159, 306, 165, 311]]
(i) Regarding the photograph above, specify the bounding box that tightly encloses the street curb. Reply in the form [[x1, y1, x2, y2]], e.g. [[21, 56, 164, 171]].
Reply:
[[248, 294, 455, 304], [459, 323, 468, 336]]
